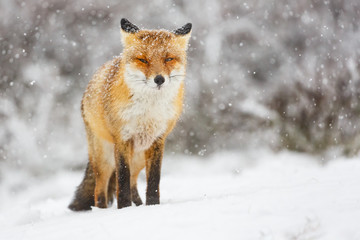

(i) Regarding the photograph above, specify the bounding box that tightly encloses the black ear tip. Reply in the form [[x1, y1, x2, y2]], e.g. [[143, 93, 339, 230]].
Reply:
[[120, 18, 140, 33], [174, 23, 192, 35], [120, 18, 128, 26]]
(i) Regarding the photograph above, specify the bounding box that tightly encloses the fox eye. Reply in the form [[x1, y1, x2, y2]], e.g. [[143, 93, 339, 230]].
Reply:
[[137, 58, 148, 64], [165, 58, 174, 63]]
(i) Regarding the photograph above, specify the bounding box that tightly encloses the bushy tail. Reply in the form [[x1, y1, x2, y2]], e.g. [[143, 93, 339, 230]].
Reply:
[[68, 162, 95, 211], [68, 162, 117, 211]]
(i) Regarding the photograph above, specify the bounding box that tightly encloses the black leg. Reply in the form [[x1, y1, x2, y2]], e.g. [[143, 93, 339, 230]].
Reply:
[[131, 186, 143, 206], [96, 192, 107, 208], [146, 139, 164, 205], [107, 171, 116, 206], [116, 150, 132, 209]]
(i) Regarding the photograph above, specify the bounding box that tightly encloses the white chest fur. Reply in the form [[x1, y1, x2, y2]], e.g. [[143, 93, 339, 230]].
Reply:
[[119, 64, 184, 151], [119, 87, 178, 151]]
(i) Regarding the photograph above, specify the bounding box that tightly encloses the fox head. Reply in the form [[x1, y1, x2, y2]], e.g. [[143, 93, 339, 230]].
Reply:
[[120, 18, 192, 92]]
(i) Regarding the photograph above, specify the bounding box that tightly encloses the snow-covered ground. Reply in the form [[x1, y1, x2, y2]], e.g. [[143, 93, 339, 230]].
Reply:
[[1, 150, 360, 240]]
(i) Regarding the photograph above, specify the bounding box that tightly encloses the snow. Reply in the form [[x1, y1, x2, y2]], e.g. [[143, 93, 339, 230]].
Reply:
[[1, 150, 359, 240]]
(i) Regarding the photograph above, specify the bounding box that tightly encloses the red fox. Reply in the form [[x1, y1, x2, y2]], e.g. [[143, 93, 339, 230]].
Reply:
[[69, 19, 192, 210]]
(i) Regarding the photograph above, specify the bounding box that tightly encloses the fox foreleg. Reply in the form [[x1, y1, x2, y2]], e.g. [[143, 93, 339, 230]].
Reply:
[[145, 138, 164, 205], [115, 140, 133, 209]]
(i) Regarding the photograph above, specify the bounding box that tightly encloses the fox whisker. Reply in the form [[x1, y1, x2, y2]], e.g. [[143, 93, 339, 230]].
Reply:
[[131, 79, 147, 83], [169, 75, 186, 78], [169, 75, 185, 82]]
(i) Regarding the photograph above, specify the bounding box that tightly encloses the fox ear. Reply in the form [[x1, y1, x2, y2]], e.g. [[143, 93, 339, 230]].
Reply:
[[173, 23, 192, 50], [120, 18, 140, 47], [173, 23, 192, 36], [120, 18, 139, 33]]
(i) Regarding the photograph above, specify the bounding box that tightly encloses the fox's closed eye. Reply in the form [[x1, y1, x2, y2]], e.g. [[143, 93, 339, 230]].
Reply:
[[165, 58, 174, 62], [137, 58, 148, 64]]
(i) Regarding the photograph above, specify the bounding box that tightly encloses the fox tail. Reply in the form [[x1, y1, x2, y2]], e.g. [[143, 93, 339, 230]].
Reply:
[[68, 162, 95, 211], [68, 162, 116, 211]]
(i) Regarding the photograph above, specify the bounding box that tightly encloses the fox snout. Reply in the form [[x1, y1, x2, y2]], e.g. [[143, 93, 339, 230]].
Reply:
[[154, 75, 165, 86]]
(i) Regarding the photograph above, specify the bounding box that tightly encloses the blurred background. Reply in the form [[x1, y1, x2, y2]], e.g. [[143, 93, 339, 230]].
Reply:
[[1, 0, 360, 178]]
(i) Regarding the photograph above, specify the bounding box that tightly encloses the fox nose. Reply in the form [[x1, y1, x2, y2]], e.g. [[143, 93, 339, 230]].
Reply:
[[154, 75, 165, 86]]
